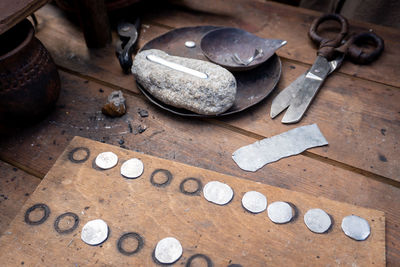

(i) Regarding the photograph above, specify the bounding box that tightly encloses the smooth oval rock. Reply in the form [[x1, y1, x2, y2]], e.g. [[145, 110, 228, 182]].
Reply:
[[341, 215, 371, 241], [132, 49, 237, 115]]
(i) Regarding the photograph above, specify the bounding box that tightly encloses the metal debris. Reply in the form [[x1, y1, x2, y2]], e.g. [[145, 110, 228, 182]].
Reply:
[[154, 237, 183, 264], [138, 108, 149, 117], [267, 201, 293, 224], [341, 215, 371, 241], [95, 152, 118, 169], [203, 181, 234, 205], [120, 158, 144, 178], [304, 208, 332, 234], [81, 219, 108, 245], [241, 191, 267, 213]]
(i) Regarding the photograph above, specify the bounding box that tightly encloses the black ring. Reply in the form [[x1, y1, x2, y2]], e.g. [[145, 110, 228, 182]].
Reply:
[[24, 203, 50, 225], [150, 169, 173, 187], [54, 212, 79, 234], [180, 178, 202, 196], [186, 254, 213, 267], [117, 232, 144, 256], [68, 147, 90, 163]]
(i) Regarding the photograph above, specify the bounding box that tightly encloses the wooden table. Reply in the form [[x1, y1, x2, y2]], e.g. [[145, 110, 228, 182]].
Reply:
[[0, 0, 399, 265]]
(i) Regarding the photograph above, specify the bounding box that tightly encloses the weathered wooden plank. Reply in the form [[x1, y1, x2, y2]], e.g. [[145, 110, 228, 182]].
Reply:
[[145, 0, 400, 87], [0, 72, 399, 264], [0, 161, 40, 235], [0, 137, 385, 266]]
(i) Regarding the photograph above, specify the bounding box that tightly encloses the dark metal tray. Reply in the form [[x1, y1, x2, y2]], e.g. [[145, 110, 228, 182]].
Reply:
[[138, 26, 282, 117]]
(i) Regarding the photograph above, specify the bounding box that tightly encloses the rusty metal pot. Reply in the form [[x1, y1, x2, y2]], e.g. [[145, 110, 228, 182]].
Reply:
[[0, 19, 60, 127]]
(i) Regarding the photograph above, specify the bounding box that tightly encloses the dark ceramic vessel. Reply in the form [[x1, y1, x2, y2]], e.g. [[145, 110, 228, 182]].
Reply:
[[0, 19, 60, 126]]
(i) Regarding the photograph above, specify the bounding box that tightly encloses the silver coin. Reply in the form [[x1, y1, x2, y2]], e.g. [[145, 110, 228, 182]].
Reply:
[[120, 158, 144, 178], [95, 152, 118, 169], [203, 181, 234, 205], [241, 191, 267, 213], [341, 215, 371, 241], [81, 219, 108, 245], [184, 41, 196, 48], [304, 208, 331, 233], [267, 201, 293, 223], [154, 237, 183, 264]]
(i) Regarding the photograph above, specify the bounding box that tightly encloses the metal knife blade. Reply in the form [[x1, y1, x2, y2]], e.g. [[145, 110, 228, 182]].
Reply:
[[270, 72, 307, 118], [281, 56, 331, 124]]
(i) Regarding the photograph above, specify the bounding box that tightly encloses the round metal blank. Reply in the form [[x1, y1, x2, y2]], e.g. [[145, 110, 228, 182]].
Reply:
[[121, 158, 144, 178], [241, 191, 267, 213], [203, 181, 234, 205], [81, 219, 109, 245], [185, 41, 196, 48], [267, 201, 293, 223], [154, 237, 183, 264], [341, 215, 371, 241], [95, 152, 118, 169], [304, 208, 332, 233]]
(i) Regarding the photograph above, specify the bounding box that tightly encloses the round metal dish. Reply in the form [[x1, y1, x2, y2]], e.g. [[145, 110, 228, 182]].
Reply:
[[138, 26, 282, 117]]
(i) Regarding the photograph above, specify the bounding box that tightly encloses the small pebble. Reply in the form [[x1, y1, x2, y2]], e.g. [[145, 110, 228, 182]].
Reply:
[[341, 215, 371, 241], [81, 219, 108, 245], [185, 41, 196, 48], [138, 108, 149, 117], [101, 90, 126, 117], [304, 208, 332, 233], [120, 158, 144, 178], [154, 237, 183, 264], [95, 152, 118, 169], [267, 201, 293, 223], [203, 181, 233, 205], [241, 191, 267, 213]]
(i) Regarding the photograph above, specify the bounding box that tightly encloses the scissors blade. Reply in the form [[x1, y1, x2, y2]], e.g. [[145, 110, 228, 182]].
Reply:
[[270, 72, 307, 118], [281, 56, 331, 124]]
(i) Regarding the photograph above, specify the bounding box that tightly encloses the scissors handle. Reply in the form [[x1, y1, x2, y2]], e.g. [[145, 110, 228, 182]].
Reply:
[[309, 13, 349, 60], [339, 32, 384, 64]]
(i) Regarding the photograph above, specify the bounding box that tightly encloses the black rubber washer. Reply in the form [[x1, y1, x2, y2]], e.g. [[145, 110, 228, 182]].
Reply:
[[150, 169, 173, 187], [24, 203, 51, 225], [186, 254, 213, 267], [179, 177, 202, 196], [68, 147, 90, 163], [54, 212, 79, 234], [117, 232, 144, 256]]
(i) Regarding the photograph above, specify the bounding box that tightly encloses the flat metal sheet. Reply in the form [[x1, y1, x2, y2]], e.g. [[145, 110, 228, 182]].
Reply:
[[232, 124, 328, 172]]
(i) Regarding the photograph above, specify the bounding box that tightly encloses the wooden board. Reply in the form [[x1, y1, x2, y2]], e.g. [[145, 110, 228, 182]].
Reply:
[[0, 137, 385, 266]]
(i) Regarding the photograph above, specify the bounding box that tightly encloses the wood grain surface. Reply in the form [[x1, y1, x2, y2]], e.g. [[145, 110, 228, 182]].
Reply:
[[0, 137, 385, 266]]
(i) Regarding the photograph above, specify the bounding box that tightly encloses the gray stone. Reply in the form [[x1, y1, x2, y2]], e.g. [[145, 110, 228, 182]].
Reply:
[[132, 49, 237, 115]]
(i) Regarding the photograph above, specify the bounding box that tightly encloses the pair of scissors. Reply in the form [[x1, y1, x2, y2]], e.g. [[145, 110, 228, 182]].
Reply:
[[270, 13, 384, 124]]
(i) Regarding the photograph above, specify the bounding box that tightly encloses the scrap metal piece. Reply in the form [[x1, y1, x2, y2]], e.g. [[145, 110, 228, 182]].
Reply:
[[120, 158, 144, 178], [95, 152, 118, 170], [81, 219, 109, 245], [267, 201, 293, 224], [232, 124, 328, 172], [341, 215, 371, 241], [304, 208, 332, 234], [241, 191, 267, 213], [154, 237, 183, 264], [102, 90, 127, 117], [203, 181, 234, 205]]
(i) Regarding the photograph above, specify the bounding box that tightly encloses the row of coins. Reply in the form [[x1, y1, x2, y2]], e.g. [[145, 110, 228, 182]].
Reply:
[[94, 151, 372, 241]]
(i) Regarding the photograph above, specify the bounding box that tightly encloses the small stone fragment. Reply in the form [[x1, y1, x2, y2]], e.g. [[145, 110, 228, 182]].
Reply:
[[304, 208, 332, 234], [102, 90, 126, 117], [121, 158, 144, 178], [137, 125, 147, 133], [154, 237, 183, 264], [267, 201, 293, 224], [132, 49, 237, 115], [341, 215, 371, 241], [241, 191, 267, 213], [138, 108, 148, 117], [81, 219, 108, 245], [203, 181, 234, 205]]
